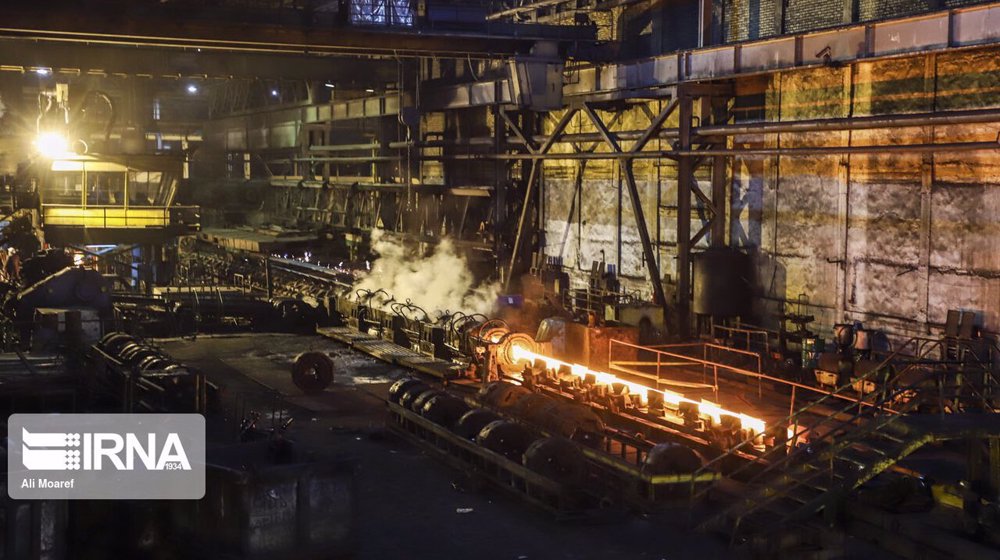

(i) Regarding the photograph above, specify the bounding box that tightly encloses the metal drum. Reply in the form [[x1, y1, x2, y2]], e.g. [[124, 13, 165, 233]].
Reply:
[[421, 394, 470, 428], [512, 393, 605, 448], [99, 332, 137, 356], [481, 381, 532, 411], [398, 383, 431, 410], [641, 443, 705, 475], [522, 437, 587, 485], [388, 378, 424, 404], [410, 389, 442, 413], [476, 420, 536, 462], [454, 409, 500, 440]]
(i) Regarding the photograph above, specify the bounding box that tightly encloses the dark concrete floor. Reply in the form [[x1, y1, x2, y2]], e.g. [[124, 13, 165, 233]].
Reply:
[[160, 333, 747, 560]]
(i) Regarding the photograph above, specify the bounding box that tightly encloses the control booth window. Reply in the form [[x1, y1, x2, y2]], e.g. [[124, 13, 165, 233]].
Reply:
[[350, 0, 414, 26]]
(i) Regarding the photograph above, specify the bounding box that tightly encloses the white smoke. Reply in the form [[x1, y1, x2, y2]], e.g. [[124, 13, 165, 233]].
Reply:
[[352, 229, 499, 317]]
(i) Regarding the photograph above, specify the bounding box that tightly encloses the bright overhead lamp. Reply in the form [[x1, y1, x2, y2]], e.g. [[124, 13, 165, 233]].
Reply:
[[34, 132, 71, 159]]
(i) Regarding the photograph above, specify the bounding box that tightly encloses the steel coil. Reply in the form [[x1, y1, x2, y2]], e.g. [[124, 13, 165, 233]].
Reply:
[[291, 352, 334, 394]]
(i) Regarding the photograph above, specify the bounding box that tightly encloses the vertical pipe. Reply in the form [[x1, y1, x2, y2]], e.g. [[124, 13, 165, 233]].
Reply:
[[492, 94, 506, 283], [265, 258, 274, 300], [919, 53, 937, 332], [677, 94, 694, 338], [710, 98, 729, 247]]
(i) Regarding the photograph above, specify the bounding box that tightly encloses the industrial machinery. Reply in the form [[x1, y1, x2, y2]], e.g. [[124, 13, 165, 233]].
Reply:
[[387, 375, 716, 513], [90, 332, 214, 413], [23, 84, 200, 247], [3, 264, 112, 351], [110, 285, 320, 337]]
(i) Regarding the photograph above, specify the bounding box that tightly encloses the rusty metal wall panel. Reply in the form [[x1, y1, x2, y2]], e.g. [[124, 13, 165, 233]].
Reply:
[[625, 60, 657, 90], [653, 54, 680, 84], [332, 103, 348, 120], [740, 37, 798, 73], [599, 64, 623, 91], [687, 47, 736, 80], [564, 66, 598, 97], [469, 81, 499, 105], [952, 4, 1000, 47], [225, 129, 246, 151], [801, 27, 868, 63], [363, 97, 382, 116], [872, 14, 949, 56]]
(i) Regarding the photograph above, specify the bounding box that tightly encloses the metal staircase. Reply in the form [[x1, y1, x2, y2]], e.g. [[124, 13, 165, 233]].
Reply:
[[690, 336, 1000, 550], [701, 400, 921, 543], [0, 194, 15, 215]]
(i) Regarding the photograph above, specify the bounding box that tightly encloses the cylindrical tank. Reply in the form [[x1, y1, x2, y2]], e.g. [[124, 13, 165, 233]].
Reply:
[[692, 248, 752, 317]]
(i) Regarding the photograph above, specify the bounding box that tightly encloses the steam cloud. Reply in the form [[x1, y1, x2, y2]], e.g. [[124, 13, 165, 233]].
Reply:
[[353, 229, 499, 317]]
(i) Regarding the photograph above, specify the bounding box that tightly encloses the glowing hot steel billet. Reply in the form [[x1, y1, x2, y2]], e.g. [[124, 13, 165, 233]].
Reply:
[[510, 346, 767, 436]]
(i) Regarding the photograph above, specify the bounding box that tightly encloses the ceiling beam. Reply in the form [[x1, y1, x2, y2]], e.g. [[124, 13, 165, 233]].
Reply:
[[0, 5, 593, 59], [0, 39, 399, 82]]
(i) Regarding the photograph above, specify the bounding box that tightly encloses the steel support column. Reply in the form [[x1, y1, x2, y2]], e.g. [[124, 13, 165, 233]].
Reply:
[[676, 95, 694, 338], [504, 107, 579, 290], [710, 98, 730, 247], [493, 100, 507, 281], [582, 102, 672, 327]]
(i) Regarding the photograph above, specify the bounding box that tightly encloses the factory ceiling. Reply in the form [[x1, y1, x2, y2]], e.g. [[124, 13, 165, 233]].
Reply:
[[0, 39, 401, 82], [0, 2, 594, 59]]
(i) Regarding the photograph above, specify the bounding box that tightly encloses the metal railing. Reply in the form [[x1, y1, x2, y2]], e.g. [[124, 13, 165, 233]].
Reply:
[[711, 323, 772, 356], [608, 339, 899, 415], [714, 337, 1000, 534], [686, 337, 952, 508], [42, 204, 200, 229], [721, 383, 927, 541]]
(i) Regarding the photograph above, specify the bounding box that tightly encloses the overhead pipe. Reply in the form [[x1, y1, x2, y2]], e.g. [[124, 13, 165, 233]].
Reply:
[[694, 107, 1000, 137], [435, 141, 1000, 160], [385, 108, 1000, 151], [662, 141, 1000, 157], [306, 139, 1000, 163]]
